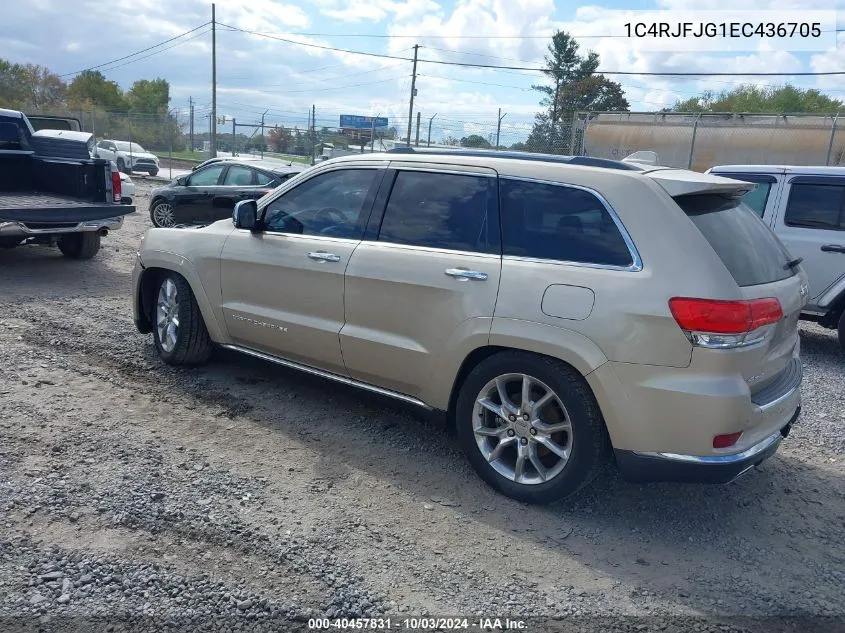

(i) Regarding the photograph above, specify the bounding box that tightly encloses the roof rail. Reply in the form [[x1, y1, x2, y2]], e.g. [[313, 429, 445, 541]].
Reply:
[[385, 146, 644, 171]]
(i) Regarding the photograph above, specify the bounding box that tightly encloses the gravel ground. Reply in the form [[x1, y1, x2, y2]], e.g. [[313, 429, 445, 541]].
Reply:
[[1, 181, 844, 633]]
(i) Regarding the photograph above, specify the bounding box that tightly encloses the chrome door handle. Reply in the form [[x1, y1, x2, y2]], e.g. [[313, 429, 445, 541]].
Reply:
[[307, 251, 341, 262], [445, 268, 488, 281]]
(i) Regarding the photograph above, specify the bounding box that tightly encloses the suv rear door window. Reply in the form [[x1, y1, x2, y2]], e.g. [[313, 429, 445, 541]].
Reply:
[[377, 170, 497, 253], [499, 178, 634, 267], [675, 194, 795, 287], [784, 183, 845, 230]]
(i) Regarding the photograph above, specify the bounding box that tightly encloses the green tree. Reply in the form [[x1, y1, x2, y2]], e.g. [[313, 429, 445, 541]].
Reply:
[[670, 84, 843, 113], [0, 60, 66, 111], [67, 70, 126, 111], [268, 125, 294, 153], [460, 134, 492, 148], [21, 64, 67, 111], [526, 31, 629, 154], [0, 59, 30, 109], [126, 78, 170, 114]]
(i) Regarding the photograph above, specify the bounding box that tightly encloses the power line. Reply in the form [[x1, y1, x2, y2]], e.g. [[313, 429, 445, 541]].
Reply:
[[198, 27, 845, 39], [86, 28, 212, 76], [59, 22, 210, 77], [219, 23, 845, 77]]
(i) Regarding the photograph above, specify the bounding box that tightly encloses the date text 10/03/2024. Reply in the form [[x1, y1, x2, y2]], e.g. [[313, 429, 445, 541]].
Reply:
[[307, 617, 528, 630]]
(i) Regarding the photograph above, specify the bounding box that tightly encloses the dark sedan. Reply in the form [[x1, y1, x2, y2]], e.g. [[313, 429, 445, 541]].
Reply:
[[148, 160, 305, 227]]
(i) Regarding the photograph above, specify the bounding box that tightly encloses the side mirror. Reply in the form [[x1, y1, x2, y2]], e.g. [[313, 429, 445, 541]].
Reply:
[[176, 175, 188, 186], [233, 199, 258, 230]]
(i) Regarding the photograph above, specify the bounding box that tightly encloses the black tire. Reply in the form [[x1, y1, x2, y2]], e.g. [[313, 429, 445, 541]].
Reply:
[[57, 233, 101, 259], [150, 199, 176, 228], [151, 272, 213, 365], [455, 351, 610, 504], [116, 158, 127, 173], [149, 169, 158, 177], [838, 309, 845, 353]]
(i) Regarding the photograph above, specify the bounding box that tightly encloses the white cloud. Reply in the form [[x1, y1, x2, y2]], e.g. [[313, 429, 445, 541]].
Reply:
[[810, 33, 845, 91], [2, 0, 844, 144], [312, 0, 440, 23]]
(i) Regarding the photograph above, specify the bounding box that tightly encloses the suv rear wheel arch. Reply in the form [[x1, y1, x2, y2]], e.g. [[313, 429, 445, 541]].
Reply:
[[453, 349, 611, 503], [448, 346, 607, 421]]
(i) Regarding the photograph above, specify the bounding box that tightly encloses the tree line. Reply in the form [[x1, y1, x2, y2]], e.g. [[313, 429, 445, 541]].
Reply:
[[0, 59, 179, 151]]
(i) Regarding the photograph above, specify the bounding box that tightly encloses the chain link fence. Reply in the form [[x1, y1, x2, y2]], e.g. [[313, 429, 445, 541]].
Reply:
[[23, 107, 845, 173]]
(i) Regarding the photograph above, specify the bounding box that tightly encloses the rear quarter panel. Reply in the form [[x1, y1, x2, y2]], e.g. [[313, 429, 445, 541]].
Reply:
[[491, 163, 743, 369]]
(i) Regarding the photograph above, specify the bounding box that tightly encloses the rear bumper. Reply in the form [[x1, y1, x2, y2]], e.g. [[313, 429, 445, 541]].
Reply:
[[0, 216, 125, 236], [615, 405, 800, 484]]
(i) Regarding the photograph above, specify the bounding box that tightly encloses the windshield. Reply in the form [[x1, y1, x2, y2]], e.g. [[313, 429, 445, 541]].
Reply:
[[114, 141, 147, 153]]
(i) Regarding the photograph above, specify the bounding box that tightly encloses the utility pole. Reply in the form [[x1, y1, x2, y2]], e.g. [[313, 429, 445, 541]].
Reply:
[[496, 108, 507, 150], [260, 109, 268, 158], [232, 118, 236, 156], [427, 113, 437, 147], [550, 76, 560, 152], [189, 96, 194, 153], [370, 113, 380, 152], [311, 104, 316, 166], [406, 44, 419, 147], [415, 112, 421, 146], [210, 3, 217, 157]]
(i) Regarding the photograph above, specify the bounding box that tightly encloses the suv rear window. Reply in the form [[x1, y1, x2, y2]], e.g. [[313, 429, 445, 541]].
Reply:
[[674, 194, 795, 287]]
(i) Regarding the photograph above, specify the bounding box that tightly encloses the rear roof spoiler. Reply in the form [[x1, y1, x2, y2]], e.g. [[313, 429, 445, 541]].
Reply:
[[642, 168, 758, 198]]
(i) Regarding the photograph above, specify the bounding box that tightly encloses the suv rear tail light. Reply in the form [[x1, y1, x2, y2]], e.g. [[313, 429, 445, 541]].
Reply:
[[111, 168, 122, 203], [669, 297, 783, 349]]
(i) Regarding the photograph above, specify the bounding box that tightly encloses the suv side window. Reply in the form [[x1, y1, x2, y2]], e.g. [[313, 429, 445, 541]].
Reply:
[[784, 182, 845, 230], [499, 178, 634, 267], [377, 170, 497, 253], [263, 168, 376, 238]]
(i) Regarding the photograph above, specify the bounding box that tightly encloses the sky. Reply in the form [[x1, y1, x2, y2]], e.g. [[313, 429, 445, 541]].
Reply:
[[2, 0, 844, 145]]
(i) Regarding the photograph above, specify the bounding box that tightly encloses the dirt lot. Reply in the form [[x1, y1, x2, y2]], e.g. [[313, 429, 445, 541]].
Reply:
[[1, 180, 844, 632]]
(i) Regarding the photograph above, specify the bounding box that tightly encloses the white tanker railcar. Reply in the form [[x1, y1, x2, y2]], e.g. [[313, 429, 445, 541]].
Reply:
[[581, 112, 845, 173]]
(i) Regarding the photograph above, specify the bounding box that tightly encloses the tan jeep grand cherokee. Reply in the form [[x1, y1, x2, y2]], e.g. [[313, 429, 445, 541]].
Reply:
[[132, 148, 807, 504]]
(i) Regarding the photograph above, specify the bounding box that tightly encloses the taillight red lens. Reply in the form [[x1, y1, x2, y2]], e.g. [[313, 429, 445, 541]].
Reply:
[[713, 432, 742, 449], [112, 170, 121, 203], [669, 297, 782, 334]]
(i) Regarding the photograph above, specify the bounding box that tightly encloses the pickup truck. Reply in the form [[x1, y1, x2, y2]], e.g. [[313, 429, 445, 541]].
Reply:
[[0, 108, 135, 259]]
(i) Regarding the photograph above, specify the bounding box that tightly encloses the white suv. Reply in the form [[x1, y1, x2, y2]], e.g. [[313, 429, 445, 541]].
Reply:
[[95, 139, 160, 176], [708, 165, 845, 351]]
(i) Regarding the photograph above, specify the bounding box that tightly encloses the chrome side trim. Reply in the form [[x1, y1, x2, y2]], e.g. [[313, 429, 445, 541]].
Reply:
[[498, 176, 644, 273], [221, 344, 433, 410], [634, 430, 782, 465]]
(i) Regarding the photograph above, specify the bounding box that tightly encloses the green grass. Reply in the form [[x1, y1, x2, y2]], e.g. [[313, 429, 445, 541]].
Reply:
[[165, 151, 204, 162], [262, 152, 312, 165]]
